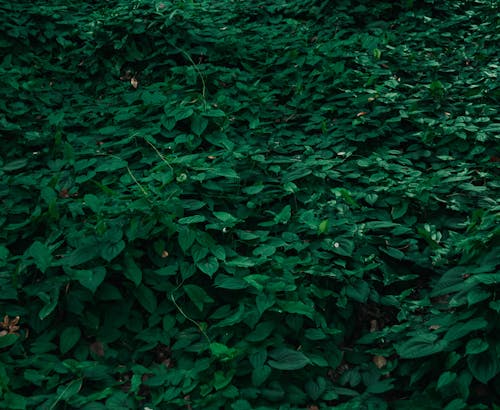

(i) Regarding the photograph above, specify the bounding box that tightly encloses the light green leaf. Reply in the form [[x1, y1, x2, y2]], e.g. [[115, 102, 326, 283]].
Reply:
[[178, 215, 206, 224], [437, 371, 456, 390], [274, 205, 291, 224], [318, 219, 329, 234], [213, 211, 238, 224]]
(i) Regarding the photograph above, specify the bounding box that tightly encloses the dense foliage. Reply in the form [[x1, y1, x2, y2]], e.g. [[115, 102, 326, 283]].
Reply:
[[1, 0, 499, 408]]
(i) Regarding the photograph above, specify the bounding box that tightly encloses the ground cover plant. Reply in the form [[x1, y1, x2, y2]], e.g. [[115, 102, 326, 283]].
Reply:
[[0, 0, 499, 408]]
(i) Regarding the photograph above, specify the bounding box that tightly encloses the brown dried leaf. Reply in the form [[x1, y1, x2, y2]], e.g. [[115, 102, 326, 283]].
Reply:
[[373, 355, 387, 369], [90, 341, 105, 357]]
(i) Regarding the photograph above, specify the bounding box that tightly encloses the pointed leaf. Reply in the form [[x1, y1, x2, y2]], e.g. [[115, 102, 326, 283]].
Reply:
[[268, 348, 310, 370], [197, 257, 219, 277], [28, 241, 53, 273], [60, 326, 81, 354]]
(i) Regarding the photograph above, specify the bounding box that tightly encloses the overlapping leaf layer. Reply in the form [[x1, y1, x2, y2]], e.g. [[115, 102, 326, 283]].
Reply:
[[0, 0, 499, 409]]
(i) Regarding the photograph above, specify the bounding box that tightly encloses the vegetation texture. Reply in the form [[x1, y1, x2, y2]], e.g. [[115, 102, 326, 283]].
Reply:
[[1, 0, 499, 409]]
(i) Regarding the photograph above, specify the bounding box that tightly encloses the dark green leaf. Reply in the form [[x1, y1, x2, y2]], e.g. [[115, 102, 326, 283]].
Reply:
[[467, 349, 498, 384], [184, 284, 214, 312], [59, 326, 81, 354], [197, 257, 219, 277], [28, 241, 52, 273], [268, 348, 310, 370]]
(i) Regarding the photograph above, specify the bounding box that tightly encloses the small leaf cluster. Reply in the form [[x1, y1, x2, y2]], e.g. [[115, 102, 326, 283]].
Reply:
[[0, 0, 499, 409]]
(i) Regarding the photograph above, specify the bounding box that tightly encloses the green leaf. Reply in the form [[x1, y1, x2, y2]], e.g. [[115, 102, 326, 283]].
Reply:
[[365, 378, 394, 394], [178, 215, 206, 224], [277, 300, 314, 319], [268, 348, 311, 370], [124, 255, 142, 286], [106, 392, 132, 410], [0, 334, 18, 349], [444, 318, 488, 342], [0, 245, 8, 266], [66, 242, 100, 267], [213, 370, 233, 390], [57, 378, 83, 401], [273, 205, 291, 224], [318, 219, 329, 234], [214, 275, 248, 290], [28, 241, 52, 273], [202, 108, 226, 117], [345, 281, 369, 303], [184, 284, 214, 312], [252, 245, 276, 257], [134, 284, 157, 313], [466, 287, 490, 306], [437, 371, 457, 390], [213, 211, 238, 225], [210, 342, 238, 360], [465, 338, 489, 355], [305, 328, 327, 341], [2, 392, 27, 410], [391, 201, 408, 219], [256, 294, 275, 315], [60, 326, 81, 354], [226, 255, 258, 268], [173, 107, 193, 121], [3, 159, 28, 172], [100, 240, 125, 262], [443, 398, 467, 410], [396, 334, 448, 359], [249, 351, 267, 368], [95, 157, 127, 172], [213, 304, 245, 328], [74, 268, 106, 293], [191, 114, 209, 136], [246, 321, 275, 342], [197, 257, 219, 277], [467, 349, 498, 384], [305, 377, 326, 400], [38, 289, 60, 320], [178, 226, 196, 252], [83, 194, 102, 213], [251, 365, 271, 386]]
